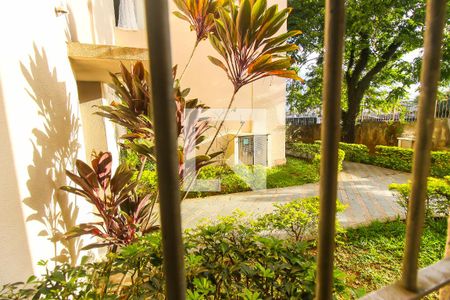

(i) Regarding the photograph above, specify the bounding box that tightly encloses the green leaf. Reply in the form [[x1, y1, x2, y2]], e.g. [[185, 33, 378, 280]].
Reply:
[[237, 0, 252, 46], [208, 56, 228, 72], [173, 11, 190, 22]]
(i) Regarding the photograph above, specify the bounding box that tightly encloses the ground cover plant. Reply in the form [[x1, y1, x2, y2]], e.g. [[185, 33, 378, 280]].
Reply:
[[4, 198, 445, 299], [334, 218, 447, 299], [1, 198, 349, 299]]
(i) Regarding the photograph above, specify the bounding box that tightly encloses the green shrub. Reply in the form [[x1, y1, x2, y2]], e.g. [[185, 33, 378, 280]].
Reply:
[[289, 142, 321, 161], [290, 142, 345, 172], [254, 197, 345, 241], [430, 151, 450, 178], [373, 146, 413, 172], [135, 169, 158, 195], [2, 203, 349, 299], [390, 176, 450, 217], [337, 142, 371, 163], [192, 165, 251, 197], [373, 146, 450, 177]]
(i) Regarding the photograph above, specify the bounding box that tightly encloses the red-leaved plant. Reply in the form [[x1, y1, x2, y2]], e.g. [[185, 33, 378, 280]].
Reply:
[[62, 152, 158, 250]]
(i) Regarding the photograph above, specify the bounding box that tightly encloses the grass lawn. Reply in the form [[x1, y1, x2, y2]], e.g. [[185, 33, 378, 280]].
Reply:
[[266, 156, 319, 188], [335, 218, 447, 299], [190, 156, 319, 197]]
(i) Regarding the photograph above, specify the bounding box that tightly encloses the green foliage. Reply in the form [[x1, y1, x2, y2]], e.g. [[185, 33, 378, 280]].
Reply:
[[266, 157, 319, 188], [335, 219, 446, 298], [304, 141, 450, 178], [336, 142, 371, 164], [254, 197, 345, 241], [2, 204, 350, 299], [390, 176, 450, 217], [431, 151, 450, 178], [373, 146, 450, 177], [372, 145, 413, 172], [287, 0, 449, 141], [120, 148, 155, 171], [313, 140, 371, 164], [189, 157, 320, 197], [209, 0, 302, 93], [134, 169, 159, 196], [289, 142, 345, 172]]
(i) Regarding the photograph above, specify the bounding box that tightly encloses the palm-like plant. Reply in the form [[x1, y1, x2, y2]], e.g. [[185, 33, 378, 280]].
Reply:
[[62, 152, 159, 250], [205, 0, 302, 153], [97, 62, 219, 186], [173, 0, 226, 81]]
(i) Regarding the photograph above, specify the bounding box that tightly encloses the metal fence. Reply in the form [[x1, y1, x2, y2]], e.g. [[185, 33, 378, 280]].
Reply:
[[358, 100, 450, 123], [145, 0, 448, 299], [286, 116, 319, 126]]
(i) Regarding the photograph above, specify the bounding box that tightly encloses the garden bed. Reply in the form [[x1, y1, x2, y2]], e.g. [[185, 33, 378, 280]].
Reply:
[[135, 156, 321, 198], [2, 196, 446, 299]]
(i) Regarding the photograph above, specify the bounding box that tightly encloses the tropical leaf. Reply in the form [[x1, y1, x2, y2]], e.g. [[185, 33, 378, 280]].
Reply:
[[208, 0, 302, 92]]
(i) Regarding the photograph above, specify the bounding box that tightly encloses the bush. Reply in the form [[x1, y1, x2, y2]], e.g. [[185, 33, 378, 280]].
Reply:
[[390, 176, 450, 217], [2, 201, 349, 299], [337, 142, 371, 164], [373, 146, 450, 177], [289, 142, 345, 172], [254, 197, 345, 241], [430, 151, 450, 178], [372, 146, 413, 172]]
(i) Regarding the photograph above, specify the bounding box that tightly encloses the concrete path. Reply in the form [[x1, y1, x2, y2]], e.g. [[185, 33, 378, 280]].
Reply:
[[181, 162, 410, 229]]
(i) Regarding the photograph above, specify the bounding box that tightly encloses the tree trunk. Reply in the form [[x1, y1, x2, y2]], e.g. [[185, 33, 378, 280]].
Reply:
[[342, 86, 362, 143]]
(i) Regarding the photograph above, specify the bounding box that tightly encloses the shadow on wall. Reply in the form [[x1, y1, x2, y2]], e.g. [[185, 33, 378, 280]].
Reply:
[[20, 45, 82, 266], [0, 78, 34, 283]]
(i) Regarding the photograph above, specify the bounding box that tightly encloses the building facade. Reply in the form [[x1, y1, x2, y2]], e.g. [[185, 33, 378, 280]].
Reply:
[[0, 0, 287, 282]]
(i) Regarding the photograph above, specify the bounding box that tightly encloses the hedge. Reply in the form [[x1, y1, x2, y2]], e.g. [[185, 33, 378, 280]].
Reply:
[[289, 142, 345, 172], [336, 142, 371, 164], [290, 142, 450, 178], [373, 146, 450, 177], [372, 146, 413, 172], [313, 141, 371, 164]]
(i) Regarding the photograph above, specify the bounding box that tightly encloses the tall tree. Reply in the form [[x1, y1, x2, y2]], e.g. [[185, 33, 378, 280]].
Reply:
[[288, 0, 449, 142]]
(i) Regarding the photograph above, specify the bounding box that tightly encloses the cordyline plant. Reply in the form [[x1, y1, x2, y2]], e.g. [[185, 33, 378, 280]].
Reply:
[[96, 62, 219, 181], [62, 152, 159, 250], [205, 0, 302, 153], [173, 0, 226, 81], [96, 62, 155, 168], [94, 62, 220, 206]]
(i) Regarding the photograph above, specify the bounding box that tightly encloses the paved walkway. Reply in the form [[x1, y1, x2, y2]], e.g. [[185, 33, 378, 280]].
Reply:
[[181, 162, 410, 229]]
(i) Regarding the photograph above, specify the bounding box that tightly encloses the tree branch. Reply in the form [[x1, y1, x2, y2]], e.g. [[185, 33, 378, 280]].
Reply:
[[345, 45, 356, 83], [351, 46, 370, 83], [358, 41, 403, 92]]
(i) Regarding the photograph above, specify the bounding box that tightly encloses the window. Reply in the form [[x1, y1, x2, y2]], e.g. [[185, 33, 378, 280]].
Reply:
[[113, 0, 138, 30]]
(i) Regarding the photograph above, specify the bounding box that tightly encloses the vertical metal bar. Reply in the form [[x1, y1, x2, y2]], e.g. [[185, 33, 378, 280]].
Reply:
[[315, 0, 345, 298], [401, 0, 447, 292], [144, 1, 186, 299]]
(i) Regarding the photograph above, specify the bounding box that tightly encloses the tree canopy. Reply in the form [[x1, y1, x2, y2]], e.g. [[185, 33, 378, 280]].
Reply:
[[288, 0, 449, 142]]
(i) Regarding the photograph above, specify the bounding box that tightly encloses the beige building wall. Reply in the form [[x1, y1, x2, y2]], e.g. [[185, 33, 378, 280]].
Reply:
[[0, 0, 287, 283], [0, 0, 111, 283], [115, 0, 287, 166]]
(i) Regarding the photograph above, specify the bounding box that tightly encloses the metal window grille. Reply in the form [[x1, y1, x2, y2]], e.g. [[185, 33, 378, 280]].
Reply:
[[144, 0, 448, 299]]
